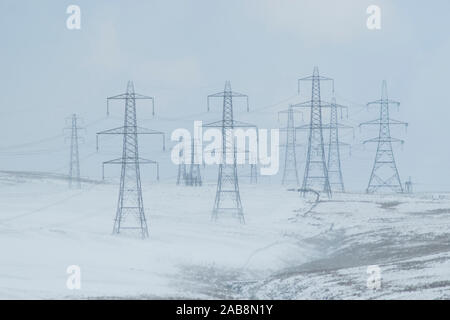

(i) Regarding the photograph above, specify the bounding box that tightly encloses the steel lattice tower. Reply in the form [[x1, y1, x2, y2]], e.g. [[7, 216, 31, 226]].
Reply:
[[360, 80, 407, 193], [295, 67, 333, 197], [97, 81, 164, 238], [176, 136, 188, 185], [68, 114, 81, 189], [279, 105, 303, 186], [177, 162, 187, 185], [404, 176, 413, 194], [187, 138, 202, 186], [204, 81, 255, 223], [327, 97, 352, 193]]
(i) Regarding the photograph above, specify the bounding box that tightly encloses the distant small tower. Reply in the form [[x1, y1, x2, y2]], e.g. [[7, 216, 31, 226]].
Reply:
[[187, 138, 202, 186], [405, 177, 413, 194], [279, 105, 302, 186], [68, 114, 82, 189], [176, 136, 188, 185]]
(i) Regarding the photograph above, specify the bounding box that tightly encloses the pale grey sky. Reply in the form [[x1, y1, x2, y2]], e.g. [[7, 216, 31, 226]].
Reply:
[[0, 0, 449, 191]]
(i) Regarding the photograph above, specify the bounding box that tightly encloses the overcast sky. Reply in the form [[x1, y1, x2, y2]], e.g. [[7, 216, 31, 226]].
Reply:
[[0, 0, 449, 192]]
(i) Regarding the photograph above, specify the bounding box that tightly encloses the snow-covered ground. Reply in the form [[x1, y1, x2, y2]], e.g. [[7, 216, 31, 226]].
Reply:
[[0, 171, 449, 299]]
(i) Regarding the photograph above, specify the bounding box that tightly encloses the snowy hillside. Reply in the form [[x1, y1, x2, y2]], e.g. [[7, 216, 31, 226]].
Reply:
[[0, 171, 449, 299]]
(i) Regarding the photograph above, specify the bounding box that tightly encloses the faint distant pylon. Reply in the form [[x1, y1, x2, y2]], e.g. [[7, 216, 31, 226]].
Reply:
[[204, 81, 255, 223], [404, 176, 413, 194], [68, 114, 82, 189], [96, 81, 165, 238], [327, 96, 352, 193], [360, 80, 407, 193], [187, 138, 202, 186], [176, 136, 188, 185], [294, 67, 333, 197], [279, 105, 303, 186]]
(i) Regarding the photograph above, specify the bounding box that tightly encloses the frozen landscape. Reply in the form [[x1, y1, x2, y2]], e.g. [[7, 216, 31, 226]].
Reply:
[[0, 171, 449, 300]]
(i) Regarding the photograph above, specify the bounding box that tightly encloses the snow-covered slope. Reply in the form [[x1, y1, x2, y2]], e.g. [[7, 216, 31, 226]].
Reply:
[[0, 172, 449, 299]]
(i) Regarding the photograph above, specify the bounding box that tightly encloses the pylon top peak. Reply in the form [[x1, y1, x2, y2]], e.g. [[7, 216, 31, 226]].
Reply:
[[127, 80, 135, 93], [381, 80, 388, 100], [313, 66, 319, 76], [224, 80, 232, 92]]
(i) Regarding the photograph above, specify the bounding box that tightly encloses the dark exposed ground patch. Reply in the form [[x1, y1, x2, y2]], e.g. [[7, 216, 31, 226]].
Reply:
[[408, 208, 450, 215], [377, 201, 403, 210]]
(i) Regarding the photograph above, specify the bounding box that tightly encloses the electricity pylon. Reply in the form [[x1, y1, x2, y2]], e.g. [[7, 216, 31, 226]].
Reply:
[[279, 105, 303, 186], [327, 97, 352, 193], [294, 66, 334, 197], [404, 176, 413, 194], [96, 81, 165, 238], [187, 138, 202, 186], [204, 81, 256, 223], [67, 114, 83, 189], [176, 136, 188, 185], [360, 80, 407, 193]]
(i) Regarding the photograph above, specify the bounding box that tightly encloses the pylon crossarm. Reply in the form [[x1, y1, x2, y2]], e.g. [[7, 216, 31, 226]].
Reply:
[[231, 120, 257, 128], [96, 126, 165, 151], [202, 120, 223, 128], [107, 93, 155, 116], [135, 126, 164, 134], [203, 120, 256, 128], [104, 158, 159, 165], [291, 100, 313, 108], [107, 93, 154, 100], [207, 91, 249, 112], [388, 118, 408, 126], [321, 100, 348, 109], [291, 100, 337, 109], [295, 124, 323, 130], [363, 137, 404, 144], [298, 76, 334, 94], [96, 126, 127, 135], [136, 126, 166, 148], [102, 158, 159, 180], [207, 91, 248, 98], [367, 99, 400, 106]]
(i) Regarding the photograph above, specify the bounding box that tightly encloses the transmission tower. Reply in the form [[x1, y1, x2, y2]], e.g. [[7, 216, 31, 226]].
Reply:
[[204, 81, 256, 223], [187, 138, 202, 186], [67, 114, 82, 189], [294, 66, 334, 197], [360, 80, 407, 193], [279, 105, 303, 186], [327, 97, 352, 193], [96, 81, 165, 238], [404, 176, 413, 194], [176, 136, 188, 185]]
